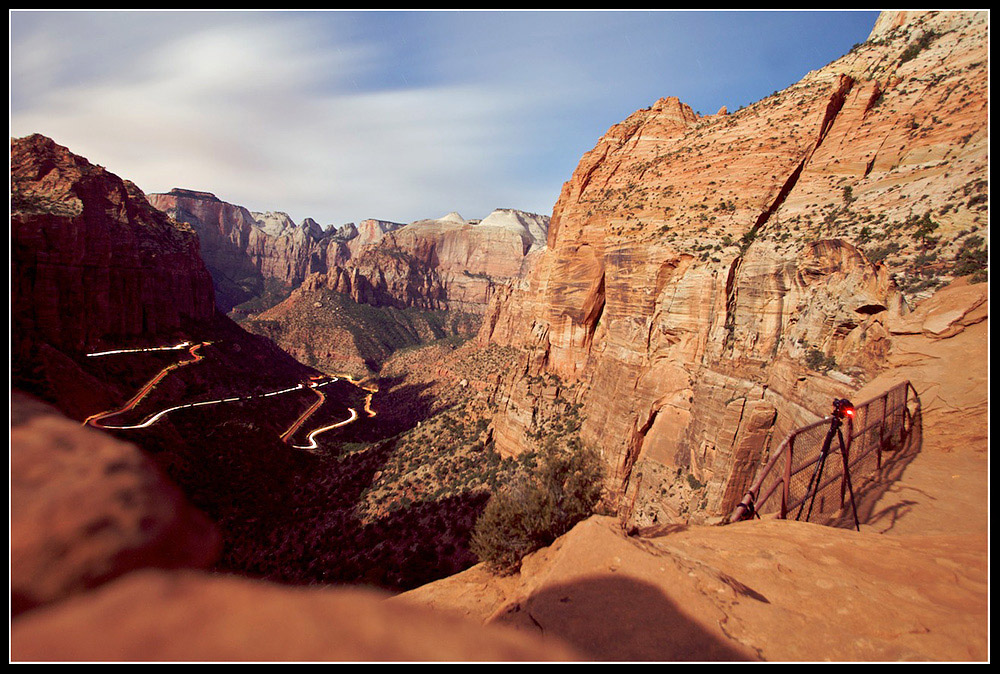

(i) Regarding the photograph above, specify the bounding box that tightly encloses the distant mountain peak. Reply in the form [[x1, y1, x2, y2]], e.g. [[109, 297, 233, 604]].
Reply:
[[439, 212, 465, 223]]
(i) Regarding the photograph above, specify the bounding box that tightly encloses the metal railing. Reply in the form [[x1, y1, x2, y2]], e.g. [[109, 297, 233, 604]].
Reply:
[[728, 380, 921, 527]]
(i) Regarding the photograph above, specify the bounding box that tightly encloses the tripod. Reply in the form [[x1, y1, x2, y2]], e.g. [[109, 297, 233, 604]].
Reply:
[[795, 402, 861, 531]]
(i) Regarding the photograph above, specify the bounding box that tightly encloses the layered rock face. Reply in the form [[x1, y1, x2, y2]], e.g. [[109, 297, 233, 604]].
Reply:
[[147, 189, 353, 312], [400, 277, 989, 662], [345, 218, 406, 256], [12, 136, 216, 356], [480, 11, 988, 523], [149, 189, 549, 318], [246, 210, 549, 374], [305, 210, 550, 313]]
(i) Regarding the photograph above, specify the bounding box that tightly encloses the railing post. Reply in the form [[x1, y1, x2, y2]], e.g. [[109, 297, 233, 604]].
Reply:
[[902, 388, 911, 446], [903, 382, 919, 448], [877, 390, 888, 469], [780, 433, 794, 519], [724, 380, 917, 527]]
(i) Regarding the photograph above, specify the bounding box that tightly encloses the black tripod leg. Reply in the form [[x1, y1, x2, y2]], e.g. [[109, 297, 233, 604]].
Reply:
[[803, 451, 829, 523], [797, 421, 837, 522], [837, 428, 860, 531], [795, 452, 821, 521]]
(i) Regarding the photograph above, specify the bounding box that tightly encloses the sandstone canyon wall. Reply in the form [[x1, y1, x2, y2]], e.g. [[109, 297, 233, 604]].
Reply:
[[149, 189, 550, 321], [479, 11, 988, 524], [302, 210, 550, 313], [12, 136, 217, 358], [146, 189, 354, 313], [236, 210, 549, 375]]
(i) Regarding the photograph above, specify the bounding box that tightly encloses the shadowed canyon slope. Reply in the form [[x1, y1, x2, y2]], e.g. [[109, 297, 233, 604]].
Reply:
[[12, 136, 216, 356], [478, 10, 988, 525], [10, 134, 321, 419]]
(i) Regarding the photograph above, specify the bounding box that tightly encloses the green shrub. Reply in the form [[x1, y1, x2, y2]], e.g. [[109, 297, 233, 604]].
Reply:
[[909, 212, 939, 245], [866, 241, 902, 264], [898, 30, 940, 65], [469, 445, 604, 575], [953, 235, 988, 280], [805, 348, 837, 372]]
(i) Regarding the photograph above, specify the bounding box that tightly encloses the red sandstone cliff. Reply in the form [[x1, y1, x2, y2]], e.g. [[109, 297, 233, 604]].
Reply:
[[149, 189, 549, 319], [479, 11, 988, 524], [12, 136, 217, 356], [304, 210, 549, 313], [396, 274, 989, 661], [147, 189, 350, 312]]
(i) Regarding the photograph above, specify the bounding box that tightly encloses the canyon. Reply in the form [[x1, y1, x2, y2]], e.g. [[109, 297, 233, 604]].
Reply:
[[148, 188, 549, 374], [9, 134, 553, 604], [10, 10, 988, 662]]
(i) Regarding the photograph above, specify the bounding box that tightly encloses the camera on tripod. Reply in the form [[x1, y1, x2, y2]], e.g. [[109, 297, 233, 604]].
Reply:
[[832, 398, 855, 420], [796, 397, 861, 531]]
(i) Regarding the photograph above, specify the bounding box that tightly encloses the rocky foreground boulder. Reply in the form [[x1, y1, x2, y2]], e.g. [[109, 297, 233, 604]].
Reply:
[[11, 570, 579, 662], [393, 513, 986, 661], [10, 392, 220, 617], [9, 393, 579, 662]]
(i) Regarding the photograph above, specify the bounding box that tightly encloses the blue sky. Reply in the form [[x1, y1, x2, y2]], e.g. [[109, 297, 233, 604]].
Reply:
[[10, 10, 880, 227]]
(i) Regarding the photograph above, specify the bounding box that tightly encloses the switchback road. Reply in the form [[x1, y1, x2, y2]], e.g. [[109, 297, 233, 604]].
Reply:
[[82, 341, 367, 449]]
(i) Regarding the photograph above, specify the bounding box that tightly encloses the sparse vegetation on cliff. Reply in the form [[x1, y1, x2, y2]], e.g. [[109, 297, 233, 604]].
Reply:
[[898, 29, 941, 65], [805, 347, 838, 372], [952, 234, 988, 282], [470, 443, 604, 575]]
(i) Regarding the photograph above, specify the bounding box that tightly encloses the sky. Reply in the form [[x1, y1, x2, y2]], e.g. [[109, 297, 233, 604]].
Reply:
[[10, 10, 881, 227]]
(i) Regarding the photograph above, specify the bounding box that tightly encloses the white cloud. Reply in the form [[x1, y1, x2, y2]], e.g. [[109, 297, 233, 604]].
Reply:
[[10, 11, 565, 225]]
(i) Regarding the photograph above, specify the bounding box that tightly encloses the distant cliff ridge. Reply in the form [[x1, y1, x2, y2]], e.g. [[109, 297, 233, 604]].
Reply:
[[148, 190, 549, 317], [146, 189, 347, 313], [239, 210, 550, 375]]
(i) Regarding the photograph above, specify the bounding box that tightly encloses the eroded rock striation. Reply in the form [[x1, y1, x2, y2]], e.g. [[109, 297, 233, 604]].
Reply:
[[479, 11, 988, 524], [303, 210, 550, 313], [236, 209, 549, 373]]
